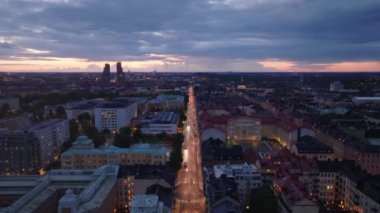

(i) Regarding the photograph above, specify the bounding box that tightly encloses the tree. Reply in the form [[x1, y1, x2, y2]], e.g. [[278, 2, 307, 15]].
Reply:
[[69, 119, 80, 142], [157, 132, 168, 140], [1, 103, 10, 113], [169, 149, 183, 171], [114, 127, 132, 148], [78, 112, 91, 121], [55, 106, 66, 118], [169, 133, 184, 171], [0, 103, 10, 118], [133, 125, 142, 140]]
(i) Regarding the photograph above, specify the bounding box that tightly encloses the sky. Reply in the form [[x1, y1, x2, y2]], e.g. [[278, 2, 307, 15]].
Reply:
[[0, 0, 379, 72]]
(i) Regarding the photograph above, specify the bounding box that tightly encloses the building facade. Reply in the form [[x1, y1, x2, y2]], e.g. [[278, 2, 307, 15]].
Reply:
[[64, 98, 104, 119], [149, 95, 184, 111], [140, 112, 179, 135], [1, 165, 119, 213], [0, 96, 20, 112], [206, 163, 262, 204], [227, 117, 262, 145], [27, 119, 70, 166], [94, 100, 138, 131], [0, 131, 40, 175], [291, 135, 334, 161], [61, 136, 167, 169]]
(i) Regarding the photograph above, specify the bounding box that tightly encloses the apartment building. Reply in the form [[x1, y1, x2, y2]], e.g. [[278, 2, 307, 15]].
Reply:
[[0, 131, 40, 175], [118, 165, 175, 211], [227, 117, 262, 145], [27, 119, 70, 166], [291, 135, 334, 161], [149, 95, 184, 111], [314, 161, 380, 213], [64, 98, 104, 119], [344, 142, 380, 175], [205, 163, 262, 204], [94, 100, 138, 131], [1, 165, 119, 213], [61, 136, 167, 169], [140, 112, 179, 135]]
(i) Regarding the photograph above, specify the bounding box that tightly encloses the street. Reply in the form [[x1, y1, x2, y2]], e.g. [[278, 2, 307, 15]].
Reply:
[[173, 85, 206, 213]]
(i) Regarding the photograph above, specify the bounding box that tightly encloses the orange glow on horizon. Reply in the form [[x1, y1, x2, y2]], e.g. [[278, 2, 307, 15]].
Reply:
[[0, 55, 184, 72], [0, 56, 379, 72], [257, 60, 298, 71], [257, 59, 380, 72], [319, 61, 380, 72]]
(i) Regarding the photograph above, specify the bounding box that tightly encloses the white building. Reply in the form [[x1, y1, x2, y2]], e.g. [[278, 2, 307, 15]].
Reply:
[[140, 112, 179, 135], [131, 195, 164, 213], [212, 163, 262, 202], [330, 81, 344, 92], [94, 100, 138, 131], [27, 119, 70, 166]]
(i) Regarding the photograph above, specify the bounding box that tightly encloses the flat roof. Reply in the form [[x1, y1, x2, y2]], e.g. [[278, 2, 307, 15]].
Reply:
[[27, 119, 67, 131], [97, 99, 135, 109], [63, 143, 166, 156], [2, 165, 119, 213]]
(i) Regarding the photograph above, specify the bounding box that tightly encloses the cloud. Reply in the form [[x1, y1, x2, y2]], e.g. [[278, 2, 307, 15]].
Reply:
[[0, 0, 379, 71]]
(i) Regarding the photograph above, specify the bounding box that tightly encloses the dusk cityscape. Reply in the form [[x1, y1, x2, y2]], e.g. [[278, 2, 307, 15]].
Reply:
[[0, 1, 379, 213]]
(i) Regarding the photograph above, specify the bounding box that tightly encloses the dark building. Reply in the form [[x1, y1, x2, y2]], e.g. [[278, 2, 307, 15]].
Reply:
[[116, 62, 126, 83], [0, 131, 40, 175], [102, 63, 111, 83], [205, 174, 240, 213], [202, 138, 243, 166]]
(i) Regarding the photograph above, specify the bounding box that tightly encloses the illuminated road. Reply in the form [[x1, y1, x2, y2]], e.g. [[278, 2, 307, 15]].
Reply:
[[173, 85, 206, 213]]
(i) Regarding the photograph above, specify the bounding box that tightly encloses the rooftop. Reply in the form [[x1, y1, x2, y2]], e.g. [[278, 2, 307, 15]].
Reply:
[[117, 165, 176, 187], [2, 165, 119, 213], [131, 194, 164, 213], [63, 137, 166, 156], [296, 135, 334, 154], [27, 119, 67, 131], [151, 95, 184, 103], [97, 99, 135, 109], [141, 112, 179, 125], [213, 163, 260, 179]]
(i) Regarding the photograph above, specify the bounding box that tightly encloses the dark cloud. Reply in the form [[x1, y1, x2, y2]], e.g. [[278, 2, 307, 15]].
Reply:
[[0, 0, 379, 64]]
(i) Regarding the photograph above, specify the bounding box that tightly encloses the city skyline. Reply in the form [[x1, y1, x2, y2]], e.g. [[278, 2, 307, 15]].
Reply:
[[0, 0, 379, 72]]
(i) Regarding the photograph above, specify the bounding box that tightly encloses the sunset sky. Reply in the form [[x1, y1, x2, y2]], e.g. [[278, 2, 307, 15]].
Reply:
[[0, 0, 379, 72]]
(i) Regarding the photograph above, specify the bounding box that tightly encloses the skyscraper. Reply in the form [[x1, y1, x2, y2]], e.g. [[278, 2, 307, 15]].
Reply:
[[116, 62, 126, 83], [102, 63, 111, 83]]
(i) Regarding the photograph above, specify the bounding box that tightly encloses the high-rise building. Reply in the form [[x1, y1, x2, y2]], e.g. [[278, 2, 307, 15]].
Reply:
[[102, 63, 111, 83], [116, 62, 126, 83]]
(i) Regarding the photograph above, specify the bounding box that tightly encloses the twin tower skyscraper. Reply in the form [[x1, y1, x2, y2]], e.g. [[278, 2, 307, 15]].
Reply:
[[101, 62, 126, 83]]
